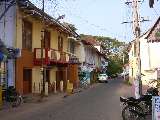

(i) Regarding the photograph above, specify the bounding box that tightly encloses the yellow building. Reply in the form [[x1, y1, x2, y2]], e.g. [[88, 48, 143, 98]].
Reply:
[[12, 1, 80, 94]]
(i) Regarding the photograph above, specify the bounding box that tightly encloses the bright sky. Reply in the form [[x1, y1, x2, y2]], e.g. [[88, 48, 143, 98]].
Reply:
[[30, 0, 160, 43]]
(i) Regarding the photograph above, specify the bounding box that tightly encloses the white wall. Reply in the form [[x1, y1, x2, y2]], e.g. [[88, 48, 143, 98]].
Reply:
[[140, 32, 160, 85], [0, 2, 16, 87], [140, 34, 150, 71], [94, 46, 100, 52], [0, 2, 16, 46], [149, 42, 160, 69]]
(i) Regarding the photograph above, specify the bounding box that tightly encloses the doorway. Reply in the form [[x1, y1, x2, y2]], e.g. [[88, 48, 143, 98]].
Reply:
[[23, 68, 32, 94], [56, 71, 65, 90]]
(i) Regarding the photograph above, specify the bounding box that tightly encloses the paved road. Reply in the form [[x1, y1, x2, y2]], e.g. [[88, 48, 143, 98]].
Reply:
[[0, 76, 152, 120]]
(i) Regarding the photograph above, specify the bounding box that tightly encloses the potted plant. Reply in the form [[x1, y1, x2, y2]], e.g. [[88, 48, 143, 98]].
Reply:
[[146, 79, 160, 95]]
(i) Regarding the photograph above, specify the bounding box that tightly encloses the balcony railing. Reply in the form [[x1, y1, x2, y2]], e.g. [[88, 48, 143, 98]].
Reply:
[[34, 48, 70, 66]]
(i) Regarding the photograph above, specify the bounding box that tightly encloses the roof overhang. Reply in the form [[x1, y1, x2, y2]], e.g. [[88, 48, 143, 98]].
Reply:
[[17, 0, 80, 39]]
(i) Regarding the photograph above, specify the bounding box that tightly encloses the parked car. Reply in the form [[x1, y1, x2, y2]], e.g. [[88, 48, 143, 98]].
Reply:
[[110, 74, 116, 78], [98, 74, 108, 83]]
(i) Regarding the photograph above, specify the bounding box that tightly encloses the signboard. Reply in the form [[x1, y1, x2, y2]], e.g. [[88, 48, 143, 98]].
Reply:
[[69, 56, 79, 63], [105, 62, 108, 66], [152, 96, 160, 120], [126, 66, 129, 74], [134, 73, 140, 99], [66, 83, 73, 92]]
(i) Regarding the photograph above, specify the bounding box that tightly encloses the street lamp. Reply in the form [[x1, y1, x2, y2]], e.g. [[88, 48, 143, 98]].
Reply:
[[45, 14, 65, 28], [38, 2, 65, 102], [57, 14, 65, 20]]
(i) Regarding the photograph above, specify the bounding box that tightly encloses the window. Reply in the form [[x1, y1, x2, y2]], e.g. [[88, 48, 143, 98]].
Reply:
[[70, 40, 74, 54], [155, 29, 160, 37], [58, 36, 63, 51], [44, 30, 51, 48], [22, 20, 32, 50]]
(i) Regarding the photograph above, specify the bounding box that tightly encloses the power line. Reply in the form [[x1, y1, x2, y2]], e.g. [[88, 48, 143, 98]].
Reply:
[[29, 0, 127, 41]]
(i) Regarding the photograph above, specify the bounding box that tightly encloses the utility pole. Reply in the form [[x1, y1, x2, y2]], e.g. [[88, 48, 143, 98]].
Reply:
[[132, 0, 142, 98], [38, 0, 46, 102], [37, 1, 65, 102], [123, 53, 125, 80], [124, 0, 151, 98]]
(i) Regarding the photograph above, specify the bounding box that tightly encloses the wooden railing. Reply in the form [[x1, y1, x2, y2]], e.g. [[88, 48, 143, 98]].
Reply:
[[33, 48, 71, 66]]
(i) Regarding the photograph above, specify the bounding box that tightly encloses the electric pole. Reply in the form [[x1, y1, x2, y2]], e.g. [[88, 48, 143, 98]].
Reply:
[[124, 0, 151, 98], [132, 0, 142, 98], [38, 0, 46, 102]]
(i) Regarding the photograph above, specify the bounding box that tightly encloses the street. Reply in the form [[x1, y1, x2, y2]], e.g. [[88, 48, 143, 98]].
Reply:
[[0, 77, 151, 120]]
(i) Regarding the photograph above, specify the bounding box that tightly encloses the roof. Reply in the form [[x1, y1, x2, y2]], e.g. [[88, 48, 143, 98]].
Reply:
[[145, 16, 160, 39], [95, 67, 105, 72], [82, 36, 101, 46], [17, 0, 80, 39], [124, 63, 129, 66]]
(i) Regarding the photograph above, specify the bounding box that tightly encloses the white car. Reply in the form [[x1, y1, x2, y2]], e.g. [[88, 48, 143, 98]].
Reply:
[[98, 74, 108, 83]]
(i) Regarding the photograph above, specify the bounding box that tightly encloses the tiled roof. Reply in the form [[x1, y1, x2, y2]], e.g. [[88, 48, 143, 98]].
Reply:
[[82, 36, 101, 46]]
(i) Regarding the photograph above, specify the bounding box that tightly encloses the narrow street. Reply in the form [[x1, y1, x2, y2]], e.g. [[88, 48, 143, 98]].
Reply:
[[0, 77, 151, 120]]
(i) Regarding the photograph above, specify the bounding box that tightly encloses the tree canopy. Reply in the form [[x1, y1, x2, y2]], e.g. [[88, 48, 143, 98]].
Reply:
[[67, 23, 78, 31]]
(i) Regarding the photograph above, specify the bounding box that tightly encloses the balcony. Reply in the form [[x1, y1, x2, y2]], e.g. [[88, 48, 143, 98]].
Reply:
[[33, 48, 70, 67]]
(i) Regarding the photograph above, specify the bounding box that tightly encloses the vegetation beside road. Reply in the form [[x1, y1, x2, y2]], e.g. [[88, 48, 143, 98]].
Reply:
[[123, 77, 133, 86]]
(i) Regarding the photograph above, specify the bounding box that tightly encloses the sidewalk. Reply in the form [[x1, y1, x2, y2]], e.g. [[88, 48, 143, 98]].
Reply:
[[0, 86, 88, 114], [23, 87, 85, 103]]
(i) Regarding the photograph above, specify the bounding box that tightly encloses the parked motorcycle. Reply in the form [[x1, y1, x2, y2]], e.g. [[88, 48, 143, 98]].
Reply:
[[120, 87, 159, 120]]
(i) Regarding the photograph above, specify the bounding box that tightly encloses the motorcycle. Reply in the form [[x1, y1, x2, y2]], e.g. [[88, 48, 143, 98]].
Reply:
[[120, 87, 159, 120]]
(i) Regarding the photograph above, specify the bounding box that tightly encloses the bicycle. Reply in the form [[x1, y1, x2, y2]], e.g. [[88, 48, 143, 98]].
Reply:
[[2, 86, 22, 107]]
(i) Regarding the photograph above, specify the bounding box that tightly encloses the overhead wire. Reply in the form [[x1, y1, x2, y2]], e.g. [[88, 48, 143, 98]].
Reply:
[[138, 0, 159, 37], [74, 0, 124, 39], [124, 2, 134, 43], [29, 0, 127, 41], [52, 0, 124, 39]]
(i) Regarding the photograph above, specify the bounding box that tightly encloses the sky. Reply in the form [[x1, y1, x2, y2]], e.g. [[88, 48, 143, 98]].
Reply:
[[30, 0, 160, 44]]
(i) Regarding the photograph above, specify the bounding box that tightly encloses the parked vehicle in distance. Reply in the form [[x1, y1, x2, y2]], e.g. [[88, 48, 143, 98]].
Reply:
[[111, 74, 116, 78], [98, 74, 108, 83]]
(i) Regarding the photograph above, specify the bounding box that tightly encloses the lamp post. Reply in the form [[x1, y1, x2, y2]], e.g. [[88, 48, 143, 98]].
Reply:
[[38, 0, 65, 102], [38, 0, 45, 102]]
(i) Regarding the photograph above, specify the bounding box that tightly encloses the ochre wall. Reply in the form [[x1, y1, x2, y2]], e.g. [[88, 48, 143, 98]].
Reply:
[[15, 6, 70, 94], [15, 49, 34, 94], [67, 64, 78, 88]]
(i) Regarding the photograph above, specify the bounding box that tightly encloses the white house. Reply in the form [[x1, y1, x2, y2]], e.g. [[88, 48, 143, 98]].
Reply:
[[128, 16, 160, 88]]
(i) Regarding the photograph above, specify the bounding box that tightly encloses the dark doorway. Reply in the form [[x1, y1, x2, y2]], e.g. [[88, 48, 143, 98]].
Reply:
[[56, 71, 64, 90], [23, 68, 32, 94]]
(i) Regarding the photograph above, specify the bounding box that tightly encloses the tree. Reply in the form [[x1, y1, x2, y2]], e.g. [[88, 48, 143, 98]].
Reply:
[[107, 58, 123, 75], [67, 23, 78, 31]]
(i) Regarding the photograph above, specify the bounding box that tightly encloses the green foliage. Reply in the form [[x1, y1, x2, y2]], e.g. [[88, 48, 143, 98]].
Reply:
[[107, 58, 123, 75], [67, 23, 78, 31], [92, 36, 125, 53], [146, 79, 160, 88]]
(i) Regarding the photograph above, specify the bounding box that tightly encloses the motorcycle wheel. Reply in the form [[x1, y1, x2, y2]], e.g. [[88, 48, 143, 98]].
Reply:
[[122, 105, 143, 120]]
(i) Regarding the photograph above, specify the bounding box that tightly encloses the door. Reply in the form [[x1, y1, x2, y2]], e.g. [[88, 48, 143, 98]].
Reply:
[[46, 70, 51, 92], [44, 30, 50, 48], [23, 69, 32, 94], [56, 71, 64, 90]]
